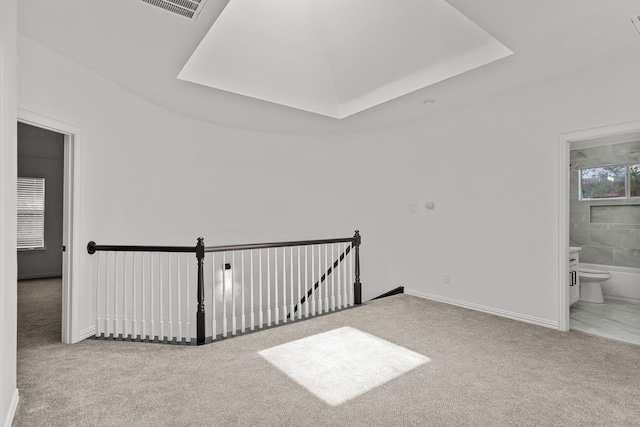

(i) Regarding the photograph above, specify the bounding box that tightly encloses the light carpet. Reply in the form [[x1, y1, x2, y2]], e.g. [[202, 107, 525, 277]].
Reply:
[[258, 326, 430, 406], [14, 278, 640, 426]]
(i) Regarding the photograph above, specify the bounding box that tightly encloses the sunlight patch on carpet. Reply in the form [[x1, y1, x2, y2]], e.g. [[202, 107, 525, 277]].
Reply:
[[258, 326, 430, 406]]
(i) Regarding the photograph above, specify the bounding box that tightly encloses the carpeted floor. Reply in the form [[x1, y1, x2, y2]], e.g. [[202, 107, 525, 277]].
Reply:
[[14, 278, 640, 426], [258, 326, 431, 406]]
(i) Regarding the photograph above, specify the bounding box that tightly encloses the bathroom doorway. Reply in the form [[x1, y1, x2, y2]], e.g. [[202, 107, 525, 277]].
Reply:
[[559, 120, 640, 345]]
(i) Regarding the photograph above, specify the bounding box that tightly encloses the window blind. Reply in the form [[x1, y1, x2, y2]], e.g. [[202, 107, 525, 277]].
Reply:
[[17, 177, 45, 249]]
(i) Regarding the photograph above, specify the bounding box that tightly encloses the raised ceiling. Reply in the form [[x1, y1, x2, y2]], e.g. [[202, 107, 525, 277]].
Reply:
[[17, 0, 640, 133], [178, 0, 512, 119]]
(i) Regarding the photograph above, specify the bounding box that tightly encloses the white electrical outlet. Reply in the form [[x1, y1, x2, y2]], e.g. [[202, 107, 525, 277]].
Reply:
[[444, 274, 450, 284]]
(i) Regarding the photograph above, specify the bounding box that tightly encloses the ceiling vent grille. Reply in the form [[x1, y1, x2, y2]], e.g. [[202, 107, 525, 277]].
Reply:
[[141, 0, 206, 20]]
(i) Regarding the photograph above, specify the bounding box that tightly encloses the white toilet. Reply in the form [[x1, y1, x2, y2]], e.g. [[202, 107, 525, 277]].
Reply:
[[579, 268, 611, 303]]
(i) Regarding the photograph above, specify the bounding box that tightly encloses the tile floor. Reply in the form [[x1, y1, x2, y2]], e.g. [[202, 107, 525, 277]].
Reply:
[[570, 297, 640, 345]]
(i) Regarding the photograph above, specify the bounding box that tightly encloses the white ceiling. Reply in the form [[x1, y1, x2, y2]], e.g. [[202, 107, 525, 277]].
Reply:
[[178, 0, 512, 119], [17, 0, 640, 133]]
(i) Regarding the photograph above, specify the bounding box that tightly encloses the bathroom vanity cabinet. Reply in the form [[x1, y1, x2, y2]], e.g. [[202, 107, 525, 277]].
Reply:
[[569, 248, 581, 305]]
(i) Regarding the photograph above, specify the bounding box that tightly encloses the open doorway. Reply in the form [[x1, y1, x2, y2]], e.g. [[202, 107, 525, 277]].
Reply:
[[17, 110, 81, 344], [558, 120, 640, 344], [17, 123, 64, 278], [17, 123, 64, 343]]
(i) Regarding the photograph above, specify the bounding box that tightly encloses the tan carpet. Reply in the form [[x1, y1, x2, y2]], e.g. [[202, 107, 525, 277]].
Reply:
[[14, 278, 640, 426]]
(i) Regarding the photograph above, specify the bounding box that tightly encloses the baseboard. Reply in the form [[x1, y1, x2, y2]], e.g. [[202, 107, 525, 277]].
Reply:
[[79, 325, 96, 341], [404, 288, 559, 330], [4, 389, 19, 427]]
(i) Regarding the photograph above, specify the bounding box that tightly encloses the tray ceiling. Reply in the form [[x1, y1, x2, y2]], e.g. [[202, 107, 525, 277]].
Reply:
[[178, 0, 512, 118], [17, 0, 640, 133]]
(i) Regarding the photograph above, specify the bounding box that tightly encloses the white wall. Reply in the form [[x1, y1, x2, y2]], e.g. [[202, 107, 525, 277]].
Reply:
[[0, 0, 19, 425], [18, 34, 640, 342], [18, 36, 393, 339], [377, 55, 640, 323]]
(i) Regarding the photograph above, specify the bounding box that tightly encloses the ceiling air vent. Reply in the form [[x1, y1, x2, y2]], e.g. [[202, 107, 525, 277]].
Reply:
[[141, 0, 207, 20]]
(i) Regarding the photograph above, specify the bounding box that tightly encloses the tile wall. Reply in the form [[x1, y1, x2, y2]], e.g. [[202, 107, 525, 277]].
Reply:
[[570, 140, 640, 268]]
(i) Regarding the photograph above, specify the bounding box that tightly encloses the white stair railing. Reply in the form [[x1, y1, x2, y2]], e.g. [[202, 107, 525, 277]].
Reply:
[[87, 231, 362, 345], [205, 240, 356, 339]]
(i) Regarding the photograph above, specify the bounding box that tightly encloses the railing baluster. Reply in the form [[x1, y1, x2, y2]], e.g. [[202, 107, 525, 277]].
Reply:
[[222, 252, 228, 338], [95, 252, 101, 337], [259, 249, 264, 329], [324, 244, 329, 313], [293, 247, 297, 320], [127, 252, 133, 338], [150, 253, 155, 340], [288, 247, 292, 321], [349, 243, 352, 306], [141, 253, 146, 339], [311, 245, 316, 316], [250, 250, 255, 331], [122, 253, 126, 338], [159, 253, 165, 341], [105, 252, 110, 337], [304, 246, 309, 318], [282, 247, 287, 324], [311, 245, 322, 316], [132, 253, 137, 339], [275, 247, 279, 325], [128, 252, 134, 338], [337, 244, 342, 309], [168, 253, 173, 342], [287, 247, 292, 322], [181, 253, 186, 342], [319, 245, 323, 314], [186, 253, 191, 343], [267, 248, 272, 327], [232, 251, 237, 336], [142, 254, 147, 339], [121, 253, 125, 337], [177, 253, 182, 342], [114, 252, 119, 338], [287, 247, 291, 322], [241, 250, 246, 333], [343, 243, 348, 308], [210, 250, 216, 341], [331, 244, 336, 311]]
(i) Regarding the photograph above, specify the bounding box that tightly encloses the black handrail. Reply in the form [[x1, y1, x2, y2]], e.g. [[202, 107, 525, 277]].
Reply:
[[205, 236, 354, 253], [87, 241, 195, 254], [87, 231, 362, 345]]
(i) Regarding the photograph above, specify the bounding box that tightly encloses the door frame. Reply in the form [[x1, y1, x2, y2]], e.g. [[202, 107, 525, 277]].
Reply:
[[557, 119, 640, 331], [17, 109, 82, 344]]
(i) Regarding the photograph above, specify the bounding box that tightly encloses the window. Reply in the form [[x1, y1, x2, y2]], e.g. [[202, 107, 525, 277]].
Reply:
[[17, 177, 45, 250], [579, 164, 640, 200], [631, 164, 640, 198]]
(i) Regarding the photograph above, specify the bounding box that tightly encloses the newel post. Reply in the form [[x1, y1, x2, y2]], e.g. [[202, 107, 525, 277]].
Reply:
[[353, 230, 362, 305], [196, 237, 205, 345]]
